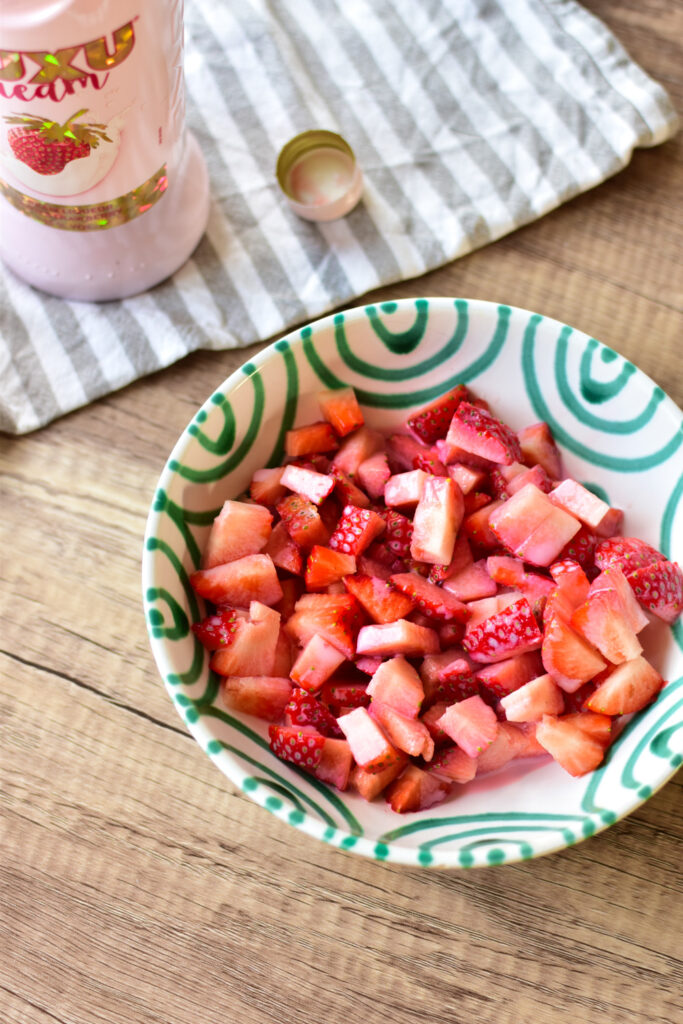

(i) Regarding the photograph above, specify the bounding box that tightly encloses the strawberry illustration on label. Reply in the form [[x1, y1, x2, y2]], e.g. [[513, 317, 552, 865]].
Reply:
[[4, 109, 112, 176]]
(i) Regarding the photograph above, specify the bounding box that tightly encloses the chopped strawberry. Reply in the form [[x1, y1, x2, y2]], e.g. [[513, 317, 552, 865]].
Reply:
[[357, 553, 395, 580], [275, 577, 304, 620], [350, 755, 408, 801], [328, 504, 385, 556], [192, 608, 241, 650], [428, 534, 473, 584], [320, 680, 370, 715], [420, 702, 452, 745], [366, 656, 425, 717], [285, 421, 339, 457], [356, 619, 440, 657], [475, 722, 527, 775], [304, 545, 356, 590], [337, 706, 403, 773], [264, 521, 303, 575], [513, 721, 549, 758], [446, 462, 488, 495], [541, 613, 607, 693], [202, 500, 273, 568], [437, 695, 499, 758], [571, 591, 642, 665], [221, 676, 293, 721], [315, 737, 353, 790], [462, 499, 504, 551], [343, 572, 415, 623], [384, 469, 428, 509], [508, 464, 554, 496], [427, 745, 478, 783], [446, 401, 522, 466], [370, 702, 434, 759], [273, 628, 294, 676], [249, 467, 287, 507], [441, 559, 497, 601], [331, 426, 384, 476], [557, 525, 597, 571], [500, 673, 565, 722], [463, 491, 491, 515], [588, 567, 649, 633], [191, 554, 283, 608], [276, 494, 329, 550], [438, 621, 467, 648], [465, 592, 523, 631], [627, 559, 683, 625], [290, 633, 347, 692], [411, 476, 463, 565], [413, 450, 447, 476], [385, 433, 432, 473], [475, 650, 545, 697], [462, 597, 543, 664], [406, 384, 470, 444], [535, 714, 607, 777], [517, 421, 563, 479], [585, 656, 665, 715], [385, 765, 451, 813], [356, 655, 383, 675], [490, 484, 581, 567], [379, 508, 414, 560], [549, 558, 590, 606], [268, 724, 325, 770], [549, 479, 623, 538], [318, 387, 364, 436], [485, 555, 554, 611], [561, 711, 614, 746], [390, 572, 470, 623], [357, 451, 391, 499], [210, 601, 280, 676], [285, 592, 364, 659], [280, 463, 335, 505], [285, 687, 344, 737], [330, 467, 370, 509], [594, 536, 663, 575]]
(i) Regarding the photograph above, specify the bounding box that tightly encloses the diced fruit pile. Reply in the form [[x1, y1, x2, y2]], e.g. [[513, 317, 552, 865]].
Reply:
[[189, 384, 682, 814]]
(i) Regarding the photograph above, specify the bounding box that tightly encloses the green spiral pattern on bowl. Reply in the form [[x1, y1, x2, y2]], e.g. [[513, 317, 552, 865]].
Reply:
[[144, 298, 683, 867]]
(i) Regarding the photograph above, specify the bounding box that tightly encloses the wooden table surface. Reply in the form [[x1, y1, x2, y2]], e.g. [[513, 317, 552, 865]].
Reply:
[[2, 5, 682, 1023]]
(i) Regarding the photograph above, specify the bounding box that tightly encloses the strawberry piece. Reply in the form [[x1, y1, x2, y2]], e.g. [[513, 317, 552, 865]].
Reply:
[[413, 450, 447, 476], [315, 738, 353, 790], [513, 721, 549, 758], [202, 500, 272, 569], [331, 468, 371, 508], [385, 433, 433, 473], [192, 608, 241, 650], [370, 702, 434, 759], [280, 464, 335, 505], [585, 656, 665, 715], [427, 745, 478, 783], [406, 384, 470, 444], [275, 577, 304, 620], [517, 422, 563, 479], [366, 656, 425, 718], [485, 556, 555, 613], [286, 592, 364, 659], [446, 401, 522, 466], [290, 633, 347, 692], [221, 676, 293, 721], [350, 756, 408, 801], [535, 715, 607, 777], [420, 702, 452, 745], [475, 722, 528, 775], [490, 484, 581, 567], [462, 499, 504, 551], [508, 464, 554, 496], [541, 615, 607, 692], [462, 597, 542, 663], [446, 462, 488, 495], [328, 504, 385, 556], [589, 567, 649, 633], [268, 724, 325, 770], [561, 711, 614, 746], [285, 687, 344, 737], [437, 695, 499, 758], [285, 422, 339, 457], [337, 706, 403, 773], [438, 621, 467, 648], [428, 534, 473, 584], [420, 654, 480, 706], [463, 491, 491, 515], [331, 426, 384, 476], [249, 467, 287, 507], [557, 525, 597, 571], [304, 545, 356, 590], [264, 521, 303, 575], [276, 494, 329, 550], [318, 387, 364, 436], [384, 469, 428, 509], [465, 592, 523, 631], [594, 536, 663, 575], [356, 655, 383, 675], [411, 476, 463, 565], [627, 559, 683, 625], [549, 479, 623, 538], [343, 572, 415, 623], [500, 673, 565, 722], [549, 558, 590, 606], [356, 619, 440, 657], [378, 508, 414, 560], [385, 765, 451, 813], [390, 572, 470, 623], [210, 601, 280, 676], [357, 452, 391, 500], [441, 560, 497, 601], [571, 591, 642, 665], [321, 681, 370, 715], [191, 554, 283, 608], [273, 628, 294, 676], [475, 650, 544, 697]]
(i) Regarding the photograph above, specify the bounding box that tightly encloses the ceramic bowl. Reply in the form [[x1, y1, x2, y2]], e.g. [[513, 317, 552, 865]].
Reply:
[[142, 297, 683, 868]]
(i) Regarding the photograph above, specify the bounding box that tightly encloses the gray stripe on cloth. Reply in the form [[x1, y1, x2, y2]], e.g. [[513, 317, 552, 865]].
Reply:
[[0, 276, 54, 429], [38, 294, 109, 398]]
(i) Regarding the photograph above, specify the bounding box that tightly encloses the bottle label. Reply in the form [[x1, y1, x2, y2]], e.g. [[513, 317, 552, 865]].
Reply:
[[0, 11, 179, 230]]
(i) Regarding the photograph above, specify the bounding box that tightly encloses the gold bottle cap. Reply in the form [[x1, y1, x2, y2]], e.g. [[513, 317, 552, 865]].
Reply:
[[276, 130, 363, 222]]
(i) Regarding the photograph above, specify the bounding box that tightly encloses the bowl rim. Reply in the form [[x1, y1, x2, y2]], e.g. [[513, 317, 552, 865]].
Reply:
[[142, 295, 683, 868]]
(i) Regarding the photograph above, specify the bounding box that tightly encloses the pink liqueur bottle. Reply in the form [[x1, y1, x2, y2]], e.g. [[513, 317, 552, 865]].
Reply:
[[0, 0, 209, 300]]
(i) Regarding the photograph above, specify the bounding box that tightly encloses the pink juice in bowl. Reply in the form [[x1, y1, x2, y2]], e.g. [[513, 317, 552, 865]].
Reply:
[[0, 0, 209, 301]]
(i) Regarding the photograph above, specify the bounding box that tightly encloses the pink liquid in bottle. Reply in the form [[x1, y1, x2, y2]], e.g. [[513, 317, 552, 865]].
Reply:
[[0, 0, 209, 301]]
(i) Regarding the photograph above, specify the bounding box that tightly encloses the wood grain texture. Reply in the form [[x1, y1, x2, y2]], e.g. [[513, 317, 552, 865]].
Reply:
[[1, 4, 681, 1023]]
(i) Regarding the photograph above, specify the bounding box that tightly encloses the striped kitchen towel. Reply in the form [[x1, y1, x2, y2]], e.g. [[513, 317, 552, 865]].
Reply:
[[0, 0, 678, 434]]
